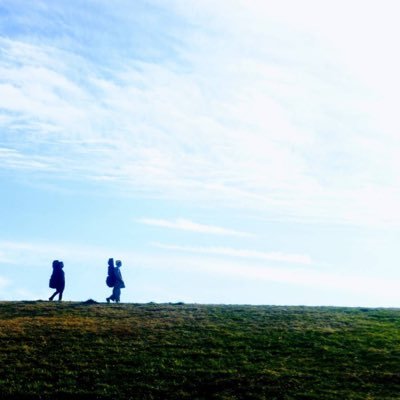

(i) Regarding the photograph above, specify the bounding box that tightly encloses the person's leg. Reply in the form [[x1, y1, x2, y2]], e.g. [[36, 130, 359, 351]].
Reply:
[[49, 290, 59, 301], [58, 289, 63, 301], [113, 286, 119, 302], [107, 288, 116, 303], [115, 287, 121, 303]]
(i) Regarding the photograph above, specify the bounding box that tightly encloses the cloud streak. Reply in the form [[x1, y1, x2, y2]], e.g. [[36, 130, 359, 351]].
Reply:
[[153, 243, 312, 265], [139, 218, 253, 237], [0, 240, 112, 267], [136, 250, 400, 304]]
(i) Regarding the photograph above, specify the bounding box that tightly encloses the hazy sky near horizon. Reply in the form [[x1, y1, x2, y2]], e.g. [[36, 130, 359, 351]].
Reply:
[[1, 0, 400, 306]]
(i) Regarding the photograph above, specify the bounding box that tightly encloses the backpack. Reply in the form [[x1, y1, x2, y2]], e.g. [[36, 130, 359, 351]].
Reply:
[[49, 274, 57, 289], [106, 264, 116, 288], [49, 260, 60, 289]]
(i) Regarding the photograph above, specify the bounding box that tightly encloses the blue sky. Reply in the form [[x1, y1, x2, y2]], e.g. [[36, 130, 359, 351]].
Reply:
[[1, 0, 400, 306]]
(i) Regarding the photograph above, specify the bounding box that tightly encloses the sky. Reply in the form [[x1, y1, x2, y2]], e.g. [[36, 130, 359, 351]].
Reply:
[[1, 0, 400, 306]]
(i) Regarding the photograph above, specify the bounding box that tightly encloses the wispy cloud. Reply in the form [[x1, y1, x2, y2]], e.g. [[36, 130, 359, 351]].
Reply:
[[135, 251, 400, 303], [139, 218, 253, 237], [153, 243, 312, 265], [0, 147, 56, 171], [0, 240, 111, 267], [1, 2, 400, 227]]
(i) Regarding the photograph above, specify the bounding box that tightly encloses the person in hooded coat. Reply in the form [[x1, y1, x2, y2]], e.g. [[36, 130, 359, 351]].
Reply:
[[49, 260, 65, 301], [106, 259, 125, 303]]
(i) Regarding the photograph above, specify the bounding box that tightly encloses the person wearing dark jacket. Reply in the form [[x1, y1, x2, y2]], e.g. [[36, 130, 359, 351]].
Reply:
[[106, 259, 125, 303], [49, 260, 65, 301]]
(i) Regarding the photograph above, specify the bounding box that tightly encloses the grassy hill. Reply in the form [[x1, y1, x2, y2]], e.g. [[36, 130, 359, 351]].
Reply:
[[1, 301, 400, 399]]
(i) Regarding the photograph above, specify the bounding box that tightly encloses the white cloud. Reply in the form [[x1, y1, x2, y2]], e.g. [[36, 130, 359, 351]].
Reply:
[[153, 243, 312, 265], [1, 3, 400, 228], [0, 147, 56, 171], [139, 218, 253, 237]]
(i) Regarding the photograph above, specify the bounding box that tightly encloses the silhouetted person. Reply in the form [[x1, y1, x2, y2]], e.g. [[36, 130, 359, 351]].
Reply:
[[49, 260, 65, 301], [106, 259, 125, 303]]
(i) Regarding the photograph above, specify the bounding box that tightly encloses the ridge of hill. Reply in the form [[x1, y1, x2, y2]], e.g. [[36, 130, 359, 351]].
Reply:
[[1, 301, 400, 399]]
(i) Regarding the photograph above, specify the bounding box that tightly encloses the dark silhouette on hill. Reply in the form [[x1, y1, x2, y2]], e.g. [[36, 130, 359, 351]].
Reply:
[[106, 259, 125, 303], [49, 260, 65, 301]]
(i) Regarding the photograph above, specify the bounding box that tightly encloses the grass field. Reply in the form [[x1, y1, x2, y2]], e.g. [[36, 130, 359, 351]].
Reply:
[[1, 301, 400, 399]]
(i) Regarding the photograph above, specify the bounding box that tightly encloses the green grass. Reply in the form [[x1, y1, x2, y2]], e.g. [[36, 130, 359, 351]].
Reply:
[[1, 301, 400, 399]]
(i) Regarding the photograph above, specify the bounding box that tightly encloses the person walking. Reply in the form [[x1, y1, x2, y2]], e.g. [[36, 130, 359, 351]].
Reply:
[[49, 260, 65, 301], [106, 259, 125, 303]]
